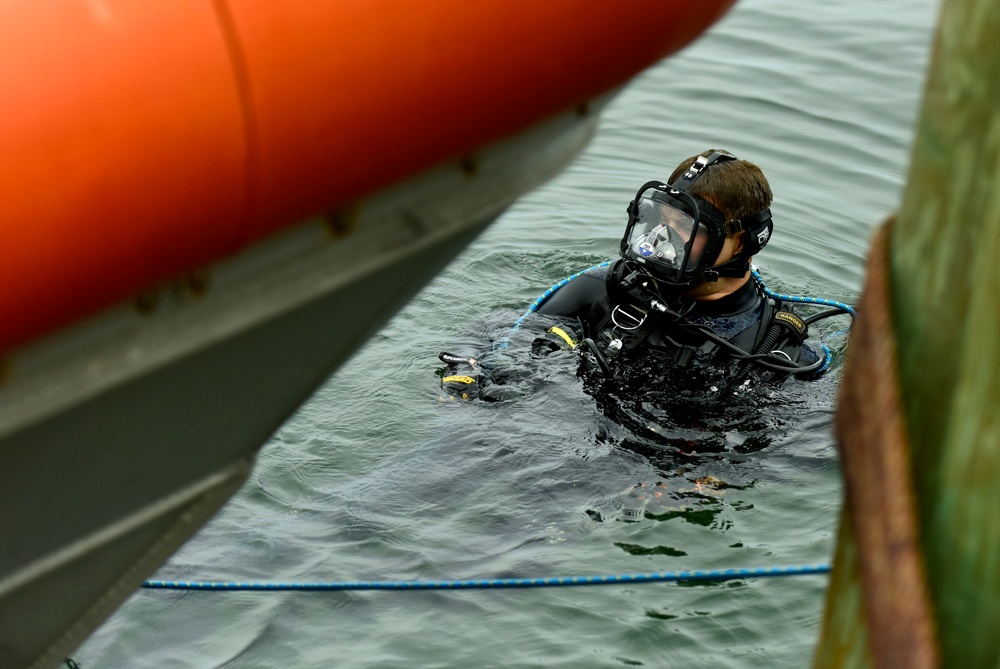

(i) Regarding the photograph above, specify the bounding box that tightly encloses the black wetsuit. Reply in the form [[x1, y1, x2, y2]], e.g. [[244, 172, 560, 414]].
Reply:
[[518, 262, 821, 450], [533, 263, 819, 391]]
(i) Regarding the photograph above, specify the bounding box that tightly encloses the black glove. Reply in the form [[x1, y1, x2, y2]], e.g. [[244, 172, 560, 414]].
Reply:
[[437, 352, 480, 401]]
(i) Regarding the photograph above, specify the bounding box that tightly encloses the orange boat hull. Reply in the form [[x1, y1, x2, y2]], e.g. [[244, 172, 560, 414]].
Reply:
[[0, 0, 733, 354]]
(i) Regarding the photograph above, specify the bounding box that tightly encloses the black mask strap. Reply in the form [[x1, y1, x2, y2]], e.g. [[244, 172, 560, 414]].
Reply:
[[724, 208, 773, 256], [701, 256, 752, 282], [669, 151, 737, 191]]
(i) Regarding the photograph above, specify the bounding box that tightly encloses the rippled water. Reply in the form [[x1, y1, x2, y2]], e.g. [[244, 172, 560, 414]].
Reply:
[[78, 0, 938, 666]]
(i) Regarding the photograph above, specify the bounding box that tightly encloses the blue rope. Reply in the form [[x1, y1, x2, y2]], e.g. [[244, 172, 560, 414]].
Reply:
[[143, 563, 830, 591], [492, 261, 612, 350], [817, 343, 833, 374], [751, 267, 856, 317]]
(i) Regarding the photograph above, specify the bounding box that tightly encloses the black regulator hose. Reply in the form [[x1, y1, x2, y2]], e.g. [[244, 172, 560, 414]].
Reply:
[[734, 320, 788, 377], [752, 322, 785, 358], [679, 320, 827, 374], [583, 337, 613, 376]]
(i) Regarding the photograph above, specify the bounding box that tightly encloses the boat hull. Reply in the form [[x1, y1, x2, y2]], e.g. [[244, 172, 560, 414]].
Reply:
[[0, 100, 601, 669]]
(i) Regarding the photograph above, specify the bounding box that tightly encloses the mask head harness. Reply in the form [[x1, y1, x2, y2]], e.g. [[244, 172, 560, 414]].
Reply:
[[619, 151, 773, 290]]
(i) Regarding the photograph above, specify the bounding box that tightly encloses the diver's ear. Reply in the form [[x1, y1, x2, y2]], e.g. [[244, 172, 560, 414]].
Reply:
[[732, 232, 746, 254]]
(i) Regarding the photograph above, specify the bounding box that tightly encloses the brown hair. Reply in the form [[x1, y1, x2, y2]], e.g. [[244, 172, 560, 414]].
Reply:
[[667, 149, 772, 224]]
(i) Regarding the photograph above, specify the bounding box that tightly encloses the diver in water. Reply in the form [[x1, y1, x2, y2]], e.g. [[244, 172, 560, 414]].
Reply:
[[532, 148, 821, 388], [440, 149, 843, 406]]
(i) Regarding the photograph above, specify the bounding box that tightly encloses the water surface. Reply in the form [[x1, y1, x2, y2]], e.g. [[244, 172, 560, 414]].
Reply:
[[78, 0, 939, 666]]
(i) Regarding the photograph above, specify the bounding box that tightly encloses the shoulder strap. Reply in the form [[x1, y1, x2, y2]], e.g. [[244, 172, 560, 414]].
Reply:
[[586, 259, 632, 337], [585, 293, 614, 339]]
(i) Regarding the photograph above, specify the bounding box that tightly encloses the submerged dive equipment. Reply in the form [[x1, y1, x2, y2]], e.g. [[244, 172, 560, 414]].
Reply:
[[620, 151, 773, 289]]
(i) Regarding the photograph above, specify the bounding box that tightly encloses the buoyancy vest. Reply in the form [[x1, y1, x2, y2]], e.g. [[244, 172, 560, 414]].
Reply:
[[573, 260, 813, 382]]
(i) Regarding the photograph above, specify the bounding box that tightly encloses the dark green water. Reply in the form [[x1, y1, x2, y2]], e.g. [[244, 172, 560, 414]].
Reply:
[[78, 0, 938, 666]]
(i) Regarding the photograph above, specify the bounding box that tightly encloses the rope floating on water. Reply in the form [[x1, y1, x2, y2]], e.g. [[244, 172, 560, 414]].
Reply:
[[143, 563, 831, 592]]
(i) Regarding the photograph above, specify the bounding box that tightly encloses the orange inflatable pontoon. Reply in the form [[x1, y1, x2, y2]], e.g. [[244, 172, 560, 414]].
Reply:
[[0, 0, 733, 354]]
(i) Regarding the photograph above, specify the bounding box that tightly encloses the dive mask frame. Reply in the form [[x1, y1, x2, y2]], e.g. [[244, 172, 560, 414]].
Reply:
[[620, 182, 728, 286], [619, 152, 773, 290]]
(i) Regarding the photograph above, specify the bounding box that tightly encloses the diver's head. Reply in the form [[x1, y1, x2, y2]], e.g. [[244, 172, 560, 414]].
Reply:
[[620, 150, 773, 296]]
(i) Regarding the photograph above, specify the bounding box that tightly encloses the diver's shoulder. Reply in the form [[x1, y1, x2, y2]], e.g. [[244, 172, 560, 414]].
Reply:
[[535, 263, 610, 318]]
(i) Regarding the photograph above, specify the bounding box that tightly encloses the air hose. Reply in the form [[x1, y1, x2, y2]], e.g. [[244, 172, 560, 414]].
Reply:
[[753, 321, 784, 358]]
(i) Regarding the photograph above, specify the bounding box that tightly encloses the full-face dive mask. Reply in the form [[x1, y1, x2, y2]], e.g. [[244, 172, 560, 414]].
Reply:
[[619, 152, 773, 290]]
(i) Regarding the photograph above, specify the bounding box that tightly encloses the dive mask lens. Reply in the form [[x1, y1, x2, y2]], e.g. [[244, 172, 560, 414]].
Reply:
[[629, 194, 705, 277]]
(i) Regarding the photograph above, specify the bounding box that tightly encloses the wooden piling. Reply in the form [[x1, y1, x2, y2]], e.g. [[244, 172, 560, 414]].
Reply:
[[816, 0, 1000, 665]]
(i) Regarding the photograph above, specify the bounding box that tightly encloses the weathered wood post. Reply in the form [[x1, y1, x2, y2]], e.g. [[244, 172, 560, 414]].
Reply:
[[815, 0, 1000, 666]]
